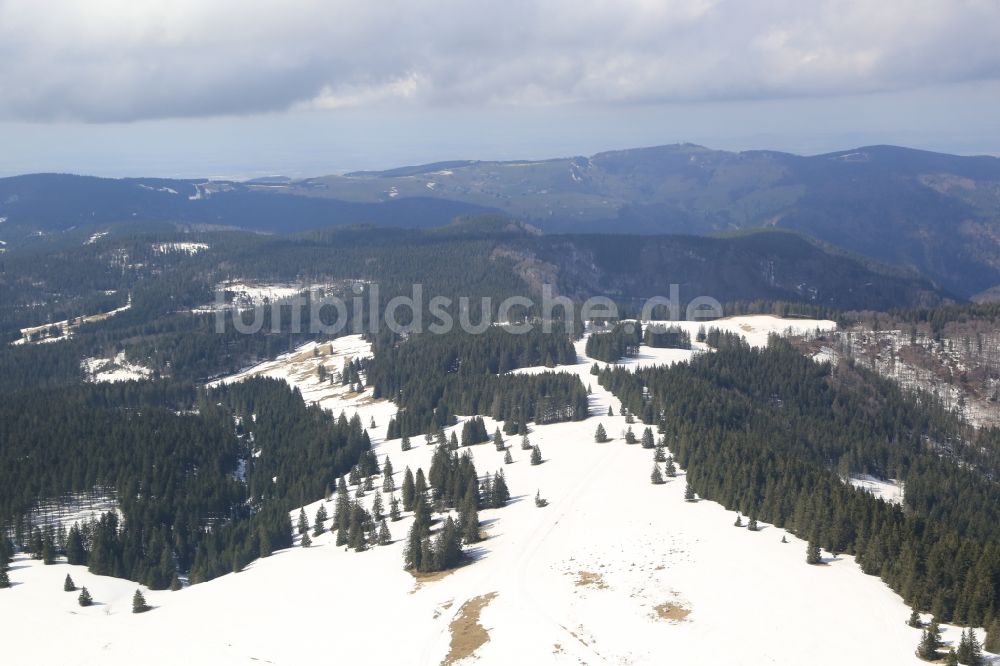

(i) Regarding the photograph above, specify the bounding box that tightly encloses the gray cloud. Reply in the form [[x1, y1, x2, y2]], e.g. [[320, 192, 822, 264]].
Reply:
[[1, 0, 998, 122]]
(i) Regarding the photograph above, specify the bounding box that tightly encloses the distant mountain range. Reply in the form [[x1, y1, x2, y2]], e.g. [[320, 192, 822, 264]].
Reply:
[[3, 143, 1000, 298]]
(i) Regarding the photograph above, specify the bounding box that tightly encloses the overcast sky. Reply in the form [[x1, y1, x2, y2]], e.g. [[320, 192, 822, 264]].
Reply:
[[1, 0, 998, 178]]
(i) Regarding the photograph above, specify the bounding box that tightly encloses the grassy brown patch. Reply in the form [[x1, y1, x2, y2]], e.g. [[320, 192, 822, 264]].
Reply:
[[441, 592, 498, 665]]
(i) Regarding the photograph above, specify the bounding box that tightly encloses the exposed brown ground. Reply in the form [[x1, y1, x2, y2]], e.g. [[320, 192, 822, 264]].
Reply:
[[573, 571, 609, 589], [652, 601, 691, 622], [441, 592, 498, 665]]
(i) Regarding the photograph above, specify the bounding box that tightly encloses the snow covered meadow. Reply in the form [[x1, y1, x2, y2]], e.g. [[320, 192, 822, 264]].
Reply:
[[2, 316, 995, 665]]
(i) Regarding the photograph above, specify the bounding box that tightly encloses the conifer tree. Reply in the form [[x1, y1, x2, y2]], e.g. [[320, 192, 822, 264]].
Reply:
[[747, 518, 759, 532], [521, 434, 532, 450], [917, 622, 942, 661], [651, 465, 665, 485], [957, 627, 983, 665], [624, 427, 637, 444], [0, 568, 8, 589], [908, 609, 923, 628], [389, 493, 401, 521], [64, 574, 76, 591], [946, 649, 959, 666], [595, 423, 609, 443], [404, 523, 423, 571], [607, 405, 615, 417], [664, 456, 677, 477], [734, 514, 743, 527], [684, 481, 696, 502], [504, 449, 513, 464], [132, 589, 150, 614], [377, 520, 391, 546], [460, 485, 481, 545], [449, 432, 459, 451], [654, 446, 667, 463], [985, 618, 1000, 653], [78, 587, 93, 607], [65, 524, 85, 565], [301, 531, 312, 548], [401, 434, 412, 451], [530, 445, 543, 465], [806, 541, 822, 565], [414, 468, 428, 499], [382, 456, 395, 491], [534, 490, 548, 508], [372, 491, 384, 521], [363, 475, 374, 491], [641, 427, 655, 449], [493, 428, 505, 452], [313, 504, 328, 536], [401, 467, 416, 511], [257, 528, 272, 559], [297, 508, 308, 535], [41, 532, 55, 564], [781, 535, 788, 544]]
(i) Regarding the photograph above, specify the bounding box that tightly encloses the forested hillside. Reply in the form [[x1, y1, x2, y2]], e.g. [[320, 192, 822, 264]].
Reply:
[[600, 334, 1000, 624]]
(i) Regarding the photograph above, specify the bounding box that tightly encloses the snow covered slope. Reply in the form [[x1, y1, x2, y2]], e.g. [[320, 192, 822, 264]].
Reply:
[[3, 319, 994, 665]]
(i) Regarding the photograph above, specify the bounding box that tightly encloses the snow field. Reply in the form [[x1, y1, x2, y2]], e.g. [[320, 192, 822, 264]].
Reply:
[[3, 321, 995, 665]]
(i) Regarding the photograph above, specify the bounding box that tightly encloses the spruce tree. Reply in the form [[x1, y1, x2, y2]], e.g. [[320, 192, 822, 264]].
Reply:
[[946, 649, 959, 666], [377, 520, 392, 546], [64, 574, 76, 591], [504, 449, 513, 464], [493, 428, 505, 452], [607, 405, 614, 417], [654, 446, 667, 463], [389, 493, 401, 521], [313, 504, 328, 536], [449, 432, 459, 451], [957, 627, 983, 665], [404, 523, 422, 570], [301, 531, 312, 548], [78, 586, 93, 607], [401, 467, 416, 511], [641, 427, 655, 448], [624, 427, 637, 444], [595, 423, 609, 443], [530, 445, 543, 465], [414, 468, 427, 500], [259, 529, 272, 558], [985, 618, 1000, 653], [907, 609, 923, 628], [534, 490, 548, 507], [651, 465, 665, 485], [684, 481, 696, 502], [372, 491, 384, 521], [0, 568, 8, 589], [132, 589, 150, 614], [297, 508, 308, 535], [917, 622, 942, 661], [806, 541, 822, 565], [747, 518, 759, 532], [382, 456, 395, 491], [521, 434, 532, 450], [665, 456, 677, 477], [734, 514, 743, 527], [401, 434, 412, 451]]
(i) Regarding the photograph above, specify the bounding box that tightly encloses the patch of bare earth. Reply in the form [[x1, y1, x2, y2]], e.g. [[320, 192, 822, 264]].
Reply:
[[573, 571, 609, 590], [441, 592, 498, 665], [652, 600, 691, 623]]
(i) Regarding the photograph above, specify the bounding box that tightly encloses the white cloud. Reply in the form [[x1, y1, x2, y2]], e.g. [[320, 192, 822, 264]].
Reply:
[[0, 0, 997, 122]]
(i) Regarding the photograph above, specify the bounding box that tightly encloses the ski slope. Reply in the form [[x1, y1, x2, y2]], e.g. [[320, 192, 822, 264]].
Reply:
[[2, 319, 995, 665]]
